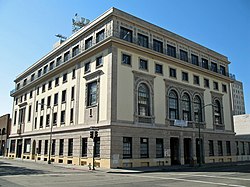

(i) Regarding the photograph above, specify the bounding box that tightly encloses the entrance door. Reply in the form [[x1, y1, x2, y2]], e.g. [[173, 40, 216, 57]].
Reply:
[[32, 140, 36, 160], [196, 138, 204, 164], [170, 137, 180, 165], [16, 139, 22, 158], [184, 138, 191, 164]]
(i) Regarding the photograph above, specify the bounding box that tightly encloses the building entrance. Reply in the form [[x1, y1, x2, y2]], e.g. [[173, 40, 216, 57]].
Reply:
[[170, 137, 180, 165], [16, 139, 22, 158], [184, 138, 192, 164]]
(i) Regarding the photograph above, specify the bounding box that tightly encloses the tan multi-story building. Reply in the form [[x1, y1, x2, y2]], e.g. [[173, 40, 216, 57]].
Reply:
[[230, 78, 246, 115], [0, 114, 11, 156], [9, 8, 236, 168]]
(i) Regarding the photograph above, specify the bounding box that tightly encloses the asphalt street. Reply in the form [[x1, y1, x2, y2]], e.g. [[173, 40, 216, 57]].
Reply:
[[1, 158, 250, 187]]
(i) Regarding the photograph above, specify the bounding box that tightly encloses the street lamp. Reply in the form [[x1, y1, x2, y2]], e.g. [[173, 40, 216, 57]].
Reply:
[[38, 103, 54, 164], [198, 103, 215, 167]]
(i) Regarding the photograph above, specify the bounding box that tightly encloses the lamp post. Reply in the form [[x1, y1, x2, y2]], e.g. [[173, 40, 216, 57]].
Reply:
[[198, 103, 215, 167], [39, 103, 54, 164]]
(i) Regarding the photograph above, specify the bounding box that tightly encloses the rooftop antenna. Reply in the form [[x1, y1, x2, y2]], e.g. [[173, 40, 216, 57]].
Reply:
[[55, 34, 67, 41], [72, 13, 90, 33]]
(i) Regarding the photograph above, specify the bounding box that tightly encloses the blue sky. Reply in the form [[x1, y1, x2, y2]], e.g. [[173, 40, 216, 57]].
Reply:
[[0, 0, 249, 116]]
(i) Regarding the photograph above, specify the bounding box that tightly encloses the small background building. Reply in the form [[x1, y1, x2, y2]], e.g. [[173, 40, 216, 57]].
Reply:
[[234, 114, 250, 161], [0, 114, 11, 156]]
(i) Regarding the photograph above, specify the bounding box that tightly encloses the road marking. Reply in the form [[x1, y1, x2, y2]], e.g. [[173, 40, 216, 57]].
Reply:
[[117, 174, 247, 187], [165, 173, 250, 181]]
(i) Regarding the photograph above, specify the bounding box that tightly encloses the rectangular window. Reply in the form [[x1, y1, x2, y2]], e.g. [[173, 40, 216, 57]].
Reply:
[[63, 73, 67, 83], [14, 111, 17, 125], [182, 72, 189, 82], [62, 90, 66, 103], [34, 117, 37, 129], [56, 56, 62, 66], [72, 68, 76, 79], [24, 94, 27, 101], [37, 86, 39, 95], [54, 93, 58, 105], [123, 137, 132, 159], [72, 45, 79, 57], [10, 140, 16, 153], [85, 62, 91, 73], [71, 87, 75, 100], [96, 56, 103, 67], [61, 110, 65, 124], [156, 138, 164, 158], [24, 139, 31, 153], [48, 80, 52, 89], [31, 73, 35, 81], [193, 75, 200, 85], [153, 39, 163, 53], [180, 49, 188, 62], [53, 112, 57, 125], [241, 141, 245, 155], [38, 69, 42, 77], [155, 64, 163, 74], [226, 141, 231, 156], [140, 138, 149, 158], [41, 98, 45, 110], [30, 90, 33, 98], [81, 138, 88, 157], [167, 44, 176, 58], [59, 139, 64, 156], [213, 81, 219, 90], [87, 81, 97, 106], [222, 84, 227, 93], [138, 33, 148, 48], [39, 116, 43, 128], [94, 137, 100, 157], [202, 58, 208, 69], [44, 140, 48, 155], [139, 59, 148, 70], [85, 37, 93, 50], [42, 84, 46, 92], [46, 114, 50, 127], [49, 61, 54, 70], [68, 138, 73, 156], [55, 77, 59, 86], [191, 54, 199, 66], [70, 108, 74, 122], [236, 141, 239, 155], [38, 140, 42, 154], [64, 51, 70, 62], [169, 68, 176, 78], [218, 141, 223, 156], [47, 96, 51, 107], [43, 65, 48, 74], [23, 79, 27, 86], [96, 29, 105, 43], [220, 65, 226, 76], [28, 105, 32, 122], [36, 101, 38, 112], [120, 27, 133, 42], [211, 62, 218, 72], [122, 54, 131, 65], [51, 139, 56, 156], [209, 140, 214, 156], [204, 78, 210, 88]]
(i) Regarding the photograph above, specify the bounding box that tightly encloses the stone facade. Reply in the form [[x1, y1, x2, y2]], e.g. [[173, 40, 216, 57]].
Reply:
[[9, 8, 236, 168], [0, 114, 11, 156]]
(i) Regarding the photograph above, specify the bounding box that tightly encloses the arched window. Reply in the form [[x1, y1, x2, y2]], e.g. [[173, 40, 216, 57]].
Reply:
[[194, 95, 202, 122], [182, 93, 191, 121], [214, 100, 222, 124], [169, 90, 178, 119], [138, 83, 150, 116]]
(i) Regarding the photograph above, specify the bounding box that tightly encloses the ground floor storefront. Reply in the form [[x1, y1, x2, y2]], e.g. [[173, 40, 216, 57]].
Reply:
[[7, 125, 237, 168]]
